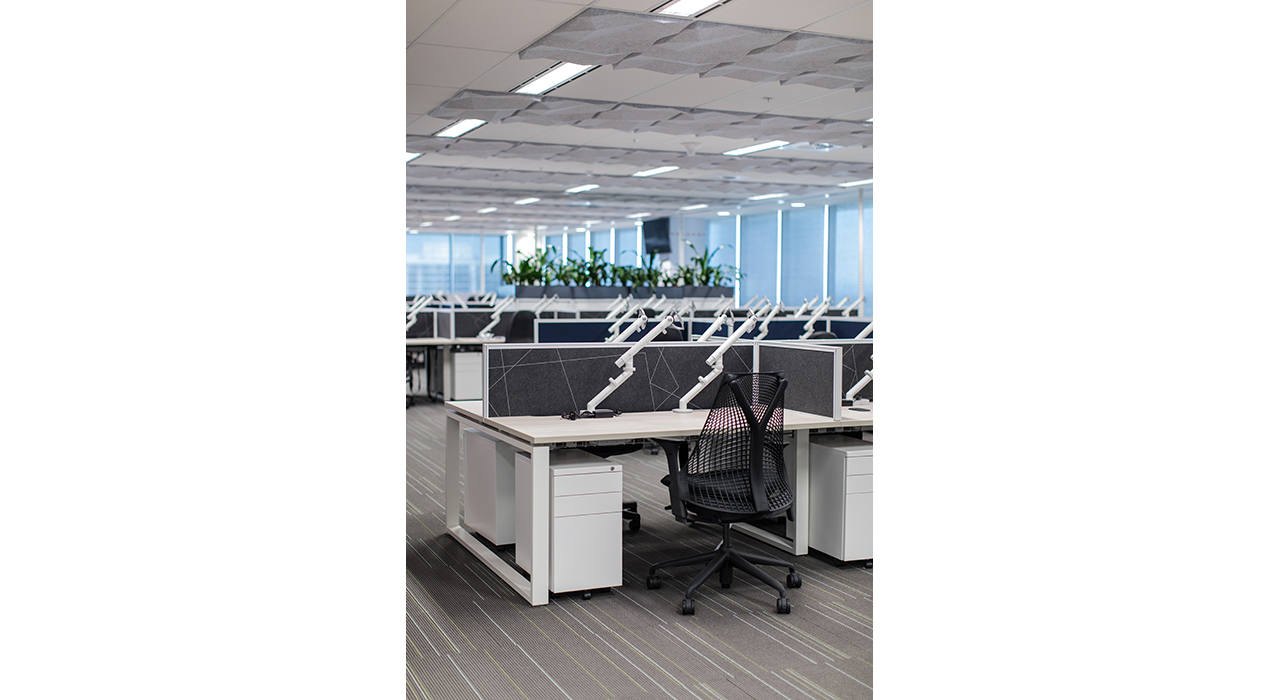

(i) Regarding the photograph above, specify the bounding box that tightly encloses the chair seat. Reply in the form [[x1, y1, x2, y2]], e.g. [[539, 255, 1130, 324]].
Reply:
[[684, 468, 792, 515]]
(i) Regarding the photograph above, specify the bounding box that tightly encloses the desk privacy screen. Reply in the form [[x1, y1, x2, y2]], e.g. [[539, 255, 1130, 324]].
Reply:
[[483, 341, 841, 419]]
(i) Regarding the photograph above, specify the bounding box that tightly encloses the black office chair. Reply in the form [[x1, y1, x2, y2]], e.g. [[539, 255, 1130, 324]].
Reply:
[[809, 330, 837, 340], [654, 326, 684, 342], [506, 310, 535, 343], [647, 372, 801, 615]]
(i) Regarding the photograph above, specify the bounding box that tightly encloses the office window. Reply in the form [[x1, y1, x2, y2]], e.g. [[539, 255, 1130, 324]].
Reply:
[[861, 190, 873, 317], [828, 202, 861, 306], [706, 217, 736, 286], [567, 231, 587, 260], [483, 234, 511, 296], [589, 229, 610, 262], [739, 212, 778, 304], [451, 234, 483, 294], [615, 226, 639, 267], [781, 207, 824, 305], [406, 233, 451, 296]]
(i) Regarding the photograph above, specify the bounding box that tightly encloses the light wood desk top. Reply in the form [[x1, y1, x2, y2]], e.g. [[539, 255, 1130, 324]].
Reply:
[[406, 336, 505, 346], [445, 400, 872, 445]]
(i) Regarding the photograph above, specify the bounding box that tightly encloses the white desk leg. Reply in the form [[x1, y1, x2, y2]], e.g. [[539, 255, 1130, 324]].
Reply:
[[444, 413, 461, 528], [528, 446, 550, 605], [442, 347, 454, 401], [792, 429, 810, 555]]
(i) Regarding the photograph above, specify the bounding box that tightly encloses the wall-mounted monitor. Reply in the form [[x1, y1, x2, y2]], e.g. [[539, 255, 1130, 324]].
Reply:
[[642, 217, 671, 254]]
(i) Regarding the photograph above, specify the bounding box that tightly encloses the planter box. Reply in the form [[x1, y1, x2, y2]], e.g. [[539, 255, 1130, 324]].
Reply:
[[578, 285, 625, 299], [515, 285, 547, 298], [683, 285, 734, 298]]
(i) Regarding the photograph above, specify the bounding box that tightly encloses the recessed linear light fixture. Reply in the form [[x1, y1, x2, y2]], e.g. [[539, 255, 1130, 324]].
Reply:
[[408, 229, 418, 234], [584, 220, 601, 226], [565, 184, 599, 194], [626, 212, 652, 219], [434, 118, 486, 138], [722, 140, 790, 156], [513, 197, 540, 205], [838, 179, 873, 187], [790, 202, 806, 208], [476, 207, 497, 214], [680, 204, 708, 210], [655, 0, 724, 17], [406, 152, 422, 163], [444, 215, 462, 222], [717, 211, 732, 216], [575, 227, 587, 232], [632, 165, 679, 177], [513, 62, 596, 95], [419, 221, 433, 226], [748, 192, 788, 201]]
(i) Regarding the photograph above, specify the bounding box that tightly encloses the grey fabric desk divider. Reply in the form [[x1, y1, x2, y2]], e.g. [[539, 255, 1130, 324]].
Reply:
[[813, 339, 874, 400], [406, 313, 435, 338], [757, 342, 842, 418], [483, 342, 753, 418], [452, 310, 494, 338], [828, 318, 872, 339], [533, 319, 615, 343]]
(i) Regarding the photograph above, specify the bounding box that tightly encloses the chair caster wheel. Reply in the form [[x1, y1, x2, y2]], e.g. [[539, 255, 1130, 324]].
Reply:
[[680, 598, 696, 615], [719, 566, 733, 588], [776, 598, 791, 614], [629, 517, 641, 533], [786, 572, 802, 588], [582, 591, 592, 600], [645, 575, 662, 589]]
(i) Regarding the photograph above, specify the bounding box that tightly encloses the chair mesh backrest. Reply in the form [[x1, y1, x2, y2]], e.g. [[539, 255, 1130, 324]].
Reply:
[[686, 373, 792, 513]]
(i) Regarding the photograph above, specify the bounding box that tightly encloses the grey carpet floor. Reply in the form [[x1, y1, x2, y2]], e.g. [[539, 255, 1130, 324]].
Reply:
[[407, 401, 873, 699]]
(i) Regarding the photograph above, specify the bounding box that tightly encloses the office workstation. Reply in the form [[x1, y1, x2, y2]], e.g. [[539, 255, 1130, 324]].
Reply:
[[407, 1, 874, 697]]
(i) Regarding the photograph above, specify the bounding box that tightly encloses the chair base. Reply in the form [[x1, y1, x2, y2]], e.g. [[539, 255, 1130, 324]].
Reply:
[[622, 500, 640, 533], [645, 523, 798, 614]]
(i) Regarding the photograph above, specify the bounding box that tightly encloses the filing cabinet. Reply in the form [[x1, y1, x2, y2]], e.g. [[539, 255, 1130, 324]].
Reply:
[[808, 435, 873, 561]]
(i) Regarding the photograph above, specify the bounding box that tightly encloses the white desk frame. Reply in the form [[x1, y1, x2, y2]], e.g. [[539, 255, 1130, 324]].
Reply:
[[440, 401, 871, 606], [406, 337, 504, 401]]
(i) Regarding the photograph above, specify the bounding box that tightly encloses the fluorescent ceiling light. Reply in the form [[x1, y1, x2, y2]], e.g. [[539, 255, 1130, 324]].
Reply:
[[655, 0, 722, 17], [866, 117, 873, 123], [790, 202, 806, 208], [575, 227, 587, 232], [680, 204, 708, 210], [584, 220, 600, 226], [564, 184, 599, 194], [513, 62, 596, 95], [443, 215, 461, 221], [513, 197, 540, 205], [408, 229, 418, 234], [434, 118, 486, 138], [419, 221, 433, 226], [405, 152, 422, 163], [722, 140, 790, 156], [748, 192, 788, 201], [626, 212, 651, 218], [476, 207, 497, 214], [838, 179, 874, 187], [717, 211, 731, 216], [632, 165, 679, 177]]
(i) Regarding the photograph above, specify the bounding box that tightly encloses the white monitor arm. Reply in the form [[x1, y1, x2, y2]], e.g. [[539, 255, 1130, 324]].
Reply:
[[577, 312, 678, 417], [696, 311, 730, 341], [842, 295, 865, 317], [754, 303, 782, 339], [793, 298, 814, 317], [844, 368, 873, 403], [603, 294, 632, 320], [674, 312, 759, 412], [799, 299, 832, 339], [531, 294, 559, 316], [854, 321, 873, 340], [477, 297, 515, 338], [608, 311, 648, 344], [606, 304, 642, 339]]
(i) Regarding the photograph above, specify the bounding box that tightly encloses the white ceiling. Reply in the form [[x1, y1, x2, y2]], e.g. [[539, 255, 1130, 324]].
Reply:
[[407, 0, 872, 233]]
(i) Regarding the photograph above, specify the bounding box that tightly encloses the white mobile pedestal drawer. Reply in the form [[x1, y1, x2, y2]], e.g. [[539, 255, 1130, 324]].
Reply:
[[808, 435, 873, 562], [516, 449, 623, 594], [463, 430, 515, 545]]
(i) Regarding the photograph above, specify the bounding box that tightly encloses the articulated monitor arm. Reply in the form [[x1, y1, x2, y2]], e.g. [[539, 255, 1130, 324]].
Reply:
[[477, 297, 515, 338], [574, 313, 678, 418], [674, 311, 759, 413], [799, 299, 832, 339]]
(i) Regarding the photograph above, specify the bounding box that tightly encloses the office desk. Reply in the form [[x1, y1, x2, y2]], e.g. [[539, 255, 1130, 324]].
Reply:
[[442, 400, 872, 605], [405, 337, 504, 401]]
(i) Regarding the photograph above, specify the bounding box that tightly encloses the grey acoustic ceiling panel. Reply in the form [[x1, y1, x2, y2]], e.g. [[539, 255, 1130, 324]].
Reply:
[[426, 92, 538, 122], [427, 90, 871, 145], [522, 9, 873, 92], [518, 8, 690, 66], [406, 137, 873, 179]]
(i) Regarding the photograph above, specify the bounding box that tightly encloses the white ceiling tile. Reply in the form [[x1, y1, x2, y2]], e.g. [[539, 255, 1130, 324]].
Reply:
[[700, 0, 855, 31], [697, 82, 832, 113], [803, 2, 873, 40], [408, 84, 460, 114], [629, 74, 755, 108], [407, 114, 457, 136], [416, 0, 582, 53], [589, 0, 661, 10], [407, 44, 509, 87], [466, 54, 558, 92], [548, 65, 674, 101], [407, 0, 455, 44]]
